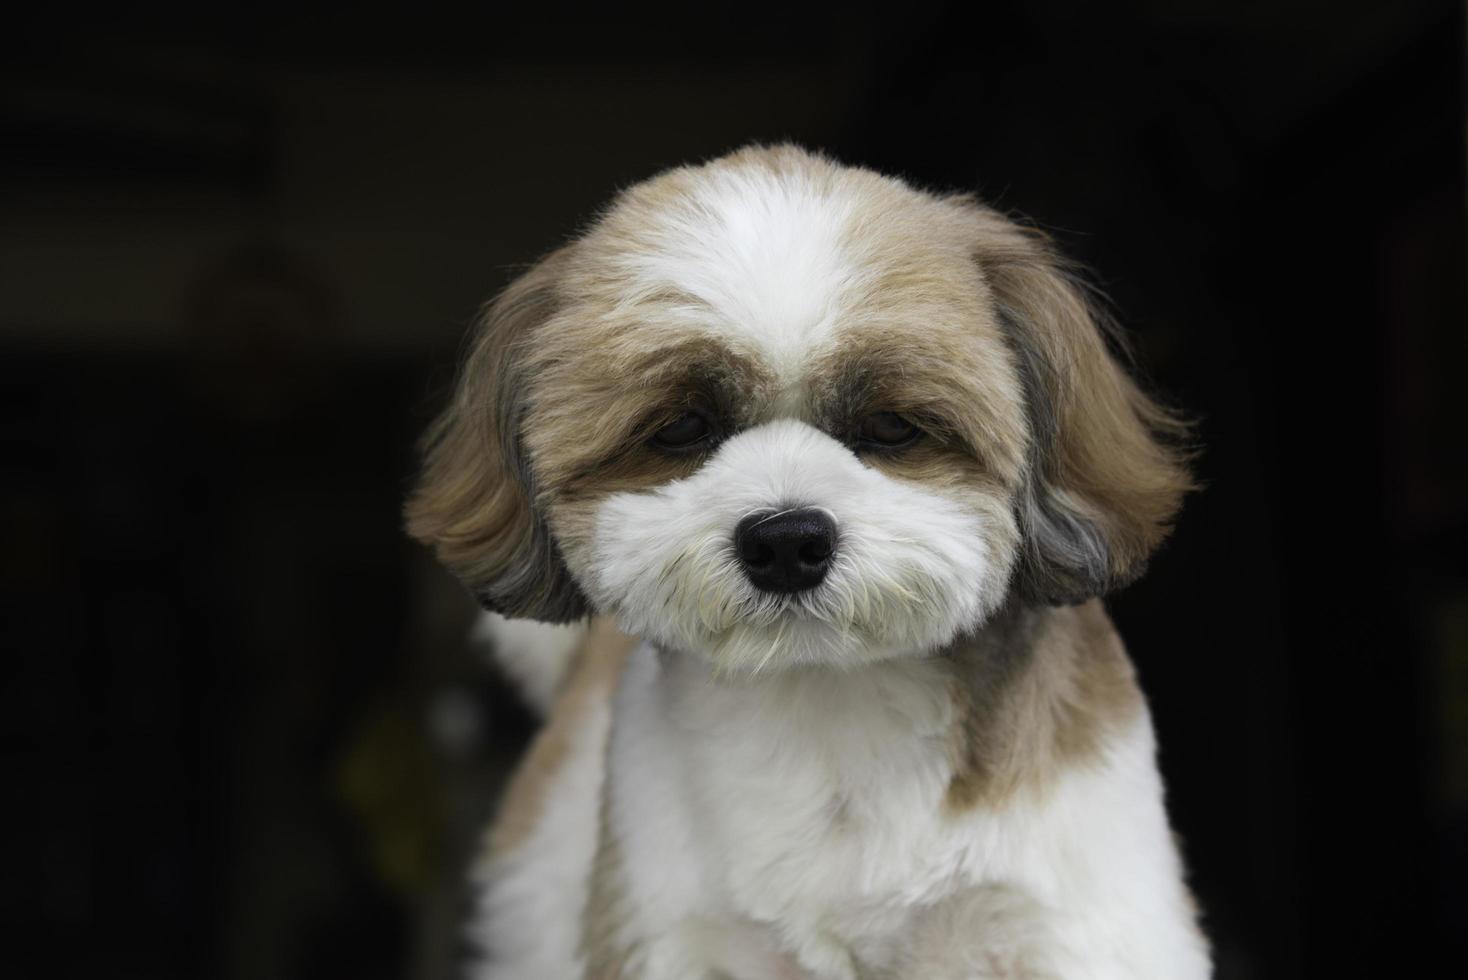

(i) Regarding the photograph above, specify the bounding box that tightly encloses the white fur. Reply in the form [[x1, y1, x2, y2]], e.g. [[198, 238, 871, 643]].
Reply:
[[595, 645, 1209, 979], [587, 419, 1007, 672], [472, 636, 1209, 979], [473, 611, 588, 713], [467, 654, 608, 979], [620, 166, 859, 384]]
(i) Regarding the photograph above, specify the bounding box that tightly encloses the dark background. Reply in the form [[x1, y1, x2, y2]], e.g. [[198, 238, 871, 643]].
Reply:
[[4, 2, 1464, 978]]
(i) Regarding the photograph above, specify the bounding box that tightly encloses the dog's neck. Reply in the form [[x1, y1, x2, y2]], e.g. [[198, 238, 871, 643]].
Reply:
[[649, 599, 1142, 813]]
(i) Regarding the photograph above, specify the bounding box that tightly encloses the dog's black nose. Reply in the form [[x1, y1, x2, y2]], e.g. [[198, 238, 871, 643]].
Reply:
[[734, 508, 837, 594]]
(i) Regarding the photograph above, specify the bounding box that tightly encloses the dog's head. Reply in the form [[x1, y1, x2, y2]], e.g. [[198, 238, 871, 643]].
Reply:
[[407, 146, 1191, 669]]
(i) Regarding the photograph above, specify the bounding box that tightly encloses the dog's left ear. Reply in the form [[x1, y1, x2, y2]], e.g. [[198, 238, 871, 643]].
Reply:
[[967, 205, 1194, 605]]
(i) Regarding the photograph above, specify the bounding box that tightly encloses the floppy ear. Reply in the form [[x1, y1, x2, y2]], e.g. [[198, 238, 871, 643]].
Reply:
[[405, 248, 589, 622], [968, 206, 1194, 605]]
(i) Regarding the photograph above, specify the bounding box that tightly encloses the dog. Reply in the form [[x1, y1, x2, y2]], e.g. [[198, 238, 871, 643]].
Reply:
[[406, 145, 1209, 979]]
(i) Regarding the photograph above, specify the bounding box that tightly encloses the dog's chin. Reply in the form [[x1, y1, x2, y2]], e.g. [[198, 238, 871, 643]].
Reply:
[[702, 616, 970, 672], [605, 576, 992, 673]]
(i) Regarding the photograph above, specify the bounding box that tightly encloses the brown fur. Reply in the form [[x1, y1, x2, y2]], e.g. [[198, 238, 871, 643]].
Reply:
[[527, 336, 772, 499], [944, 599, 1143, 813], [487, 617, 634, 857], [805, 323, 1028, 492], [581, 797, 638, 979], [960, 203, 1195, 601], [404, 248, 590, 621]]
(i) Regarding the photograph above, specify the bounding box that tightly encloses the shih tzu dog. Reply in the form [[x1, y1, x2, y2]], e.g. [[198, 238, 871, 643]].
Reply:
[[407, 145, 1209, 979]]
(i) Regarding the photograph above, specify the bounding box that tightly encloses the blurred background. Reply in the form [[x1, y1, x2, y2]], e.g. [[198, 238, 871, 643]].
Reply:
[[3, 2, 1464, 977]]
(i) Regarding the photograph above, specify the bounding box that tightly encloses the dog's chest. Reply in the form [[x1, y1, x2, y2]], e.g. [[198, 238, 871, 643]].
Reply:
[[660, 655, 976, 928]]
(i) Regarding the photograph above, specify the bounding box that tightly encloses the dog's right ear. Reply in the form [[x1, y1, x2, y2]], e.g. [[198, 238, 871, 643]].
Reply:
[[405, 248, 589, 622]]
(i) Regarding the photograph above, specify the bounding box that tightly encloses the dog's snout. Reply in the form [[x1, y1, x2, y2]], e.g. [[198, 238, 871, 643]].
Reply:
[[734, 508, 837, 594]]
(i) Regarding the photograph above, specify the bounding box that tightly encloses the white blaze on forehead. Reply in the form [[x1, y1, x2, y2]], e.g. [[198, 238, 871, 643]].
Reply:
[[628, 167, 859, 379]]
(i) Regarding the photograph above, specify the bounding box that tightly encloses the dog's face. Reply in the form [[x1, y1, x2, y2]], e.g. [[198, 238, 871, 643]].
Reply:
[[408, 146, 1190, 670]]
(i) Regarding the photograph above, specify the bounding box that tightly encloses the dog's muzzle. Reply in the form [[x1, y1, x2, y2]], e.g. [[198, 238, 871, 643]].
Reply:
[[733, 507, 837, 594]]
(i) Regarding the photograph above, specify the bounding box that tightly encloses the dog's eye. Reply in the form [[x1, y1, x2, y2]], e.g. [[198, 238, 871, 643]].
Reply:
[[650, 411, 714, 450], [856, 412, 921, 449]]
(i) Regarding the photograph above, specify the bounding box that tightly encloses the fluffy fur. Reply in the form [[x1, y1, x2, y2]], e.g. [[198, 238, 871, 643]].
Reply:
[[407, 145, 1207, 978]]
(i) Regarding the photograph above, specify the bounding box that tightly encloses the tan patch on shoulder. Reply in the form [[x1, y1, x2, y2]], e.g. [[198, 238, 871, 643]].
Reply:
[[486, 616, 635, 858], [944, 600, 1143, 812]]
